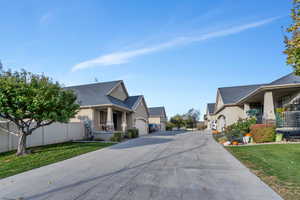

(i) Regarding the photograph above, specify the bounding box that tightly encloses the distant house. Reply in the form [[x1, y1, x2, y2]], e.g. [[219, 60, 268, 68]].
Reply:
[[149, 107, 167, 131], [66, 80, 149, 135], [204, 73, 300, 131], [204, 103, 216, 130]]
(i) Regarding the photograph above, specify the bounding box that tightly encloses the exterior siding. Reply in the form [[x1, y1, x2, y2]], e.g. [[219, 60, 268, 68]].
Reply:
[[109, 84, 127, 101], [134, 100, 149, 120], [70, 108, 94, 123], [134, 100, 149, 135], [149, 117, 161, 124], [215, 106, 244, 131]]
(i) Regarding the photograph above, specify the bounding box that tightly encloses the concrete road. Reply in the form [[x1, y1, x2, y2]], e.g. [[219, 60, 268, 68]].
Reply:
[[0, 131, 282, 200]]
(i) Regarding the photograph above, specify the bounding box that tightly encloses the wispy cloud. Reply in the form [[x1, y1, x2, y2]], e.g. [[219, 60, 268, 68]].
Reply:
[[72, 16, 280, 72]]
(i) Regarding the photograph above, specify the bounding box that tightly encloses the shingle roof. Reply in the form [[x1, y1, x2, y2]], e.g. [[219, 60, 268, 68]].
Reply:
[[218, 73, 300, 105], [64, 80, 141, 110], [124, 95, 143, 109], [149, 107, 166, 117], [218, 84, 265, 104], [269, 73, 300, 85], [207, 103, 216, 114]]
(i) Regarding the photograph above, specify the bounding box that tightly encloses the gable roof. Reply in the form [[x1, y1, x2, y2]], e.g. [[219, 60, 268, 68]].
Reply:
[[149, 107, 167, 118], [65, 80, 141, 110], [218, 84, 265, 104], [207, 103, 216, 114], [269, 73, 300, 85], [124, 95, 143, 109], [214, 73, 300, 114]]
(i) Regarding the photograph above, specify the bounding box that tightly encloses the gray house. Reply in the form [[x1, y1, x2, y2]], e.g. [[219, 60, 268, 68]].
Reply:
[[205, 73, 300, 131], [66, 80, 150, 135]]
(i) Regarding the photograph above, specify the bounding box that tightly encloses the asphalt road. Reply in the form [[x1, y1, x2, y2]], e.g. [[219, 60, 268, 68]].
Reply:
[[0, 131, 282, 200]]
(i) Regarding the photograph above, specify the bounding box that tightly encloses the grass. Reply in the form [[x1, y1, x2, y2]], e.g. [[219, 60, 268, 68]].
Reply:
[[227, 144, 300, 200], [0, 141, 114, 179]]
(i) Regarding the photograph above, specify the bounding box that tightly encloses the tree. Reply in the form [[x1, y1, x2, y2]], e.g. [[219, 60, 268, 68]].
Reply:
[[0, 69, 80, 156], [183, 108, 201, 128], [284, 0, 300, 75], [170, 115, 185, 129]]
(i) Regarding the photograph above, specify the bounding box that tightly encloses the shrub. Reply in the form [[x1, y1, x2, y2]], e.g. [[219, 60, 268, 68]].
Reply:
[[127, 128, 139, 138], [217, 136, 228, 144], [226, 118, 256, 134], [250, 125, 276, 143], [225, 129, 244, 143], [166, 122, 175, 131], [110, 132, 124, 142]]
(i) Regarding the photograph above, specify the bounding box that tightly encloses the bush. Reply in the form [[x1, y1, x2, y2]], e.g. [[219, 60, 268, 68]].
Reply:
[[110, 132, 124, 142], [127, 128, 139, 138], [225, 129, 244, 143], [217, 136, 228, 143], [250, 125, 276, 143], [226, 118, 256, 134], [166, 122, 175, 131]]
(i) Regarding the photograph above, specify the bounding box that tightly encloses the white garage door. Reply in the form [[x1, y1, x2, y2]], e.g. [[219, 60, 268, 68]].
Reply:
[[135, 119, 148, 136]]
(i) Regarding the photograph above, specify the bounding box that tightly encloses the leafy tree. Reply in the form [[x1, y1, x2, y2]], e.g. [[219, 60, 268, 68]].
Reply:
[[0, 69, 80, 156], [284, 0, 300, 75], [183, 108, 201, 128], [170, 114, 185, 129]]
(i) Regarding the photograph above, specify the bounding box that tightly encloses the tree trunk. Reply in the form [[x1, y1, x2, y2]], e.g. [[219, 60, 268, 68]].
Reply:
[[16, 132, 27, 156]]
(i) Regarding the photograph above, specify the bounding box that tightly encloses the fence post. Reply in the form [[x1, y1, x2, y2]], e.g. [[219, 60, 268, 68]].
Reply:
[[66, 123, 69, 140], [42, 126, 45, 145]]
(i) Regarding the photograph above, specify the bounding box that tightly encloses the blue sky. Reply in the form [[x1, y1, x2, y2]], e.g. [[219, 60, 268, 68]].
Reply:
[[0, 0, 294, 118]]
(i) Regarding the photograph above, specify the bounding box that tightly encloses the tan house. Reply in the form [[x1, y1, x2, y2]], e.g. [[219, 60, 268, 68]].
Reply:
[[204, 73, 300, 131], [66, 80, 149, 135], [149, 107, 167, 131], [204, 103, 216, 130]]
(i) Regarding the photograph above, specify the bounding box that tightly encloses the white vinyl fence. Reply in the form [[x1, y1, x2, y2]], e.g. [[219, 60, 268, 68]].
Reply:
[[0, 122, 85, 153]]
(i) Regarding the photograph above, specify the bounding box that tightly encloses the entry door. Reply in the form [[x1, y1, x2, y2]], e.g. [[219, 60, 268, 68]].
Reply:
[[113, 113, 118, 130]]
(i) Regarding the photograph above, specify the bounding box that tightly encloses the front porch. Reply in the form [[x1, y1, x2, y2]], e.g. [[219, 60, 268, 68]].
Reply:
[[92, 106, 133, 133], [242, 87, 300, 126]]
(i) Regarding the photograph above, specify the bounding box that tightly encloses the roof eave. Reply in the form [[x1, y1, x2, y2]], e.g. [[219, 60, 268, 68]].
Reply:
[[79, 104, 133, 112]]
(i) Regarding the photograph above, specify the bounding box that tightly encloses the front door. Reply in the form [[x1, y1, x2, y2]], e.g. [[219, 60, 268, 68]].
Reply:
[[113, 113, 118, 130]]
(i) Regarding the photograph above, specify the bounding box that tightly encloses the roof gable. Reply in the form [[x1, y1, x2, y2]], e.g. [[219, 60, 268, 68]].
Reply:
[[218, 84, 264, 104], [269, 73, 300, 85], [65, 80, 143, 110], [149, 107, 167, 118], [207, 103, 215, 114], [108, 81, 129, 101], [65, 81, 121, 107]]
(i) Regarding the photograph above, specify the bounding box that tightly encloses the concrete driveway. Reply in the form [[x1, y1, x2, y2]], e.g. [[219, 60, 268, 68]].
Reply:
[[0, 131, 282, 200]]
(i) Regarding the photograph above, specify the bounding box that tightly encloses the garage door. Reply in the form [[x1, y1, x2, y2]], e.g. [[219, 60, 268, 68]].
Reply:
[[135, 119, 148, 136], [160, 122, 166, 131]]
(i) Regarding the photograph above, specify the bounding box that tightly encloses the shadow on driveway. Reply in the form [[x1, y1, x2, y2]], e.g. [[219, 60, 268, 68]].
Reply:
[[110, 131, 189, 149]]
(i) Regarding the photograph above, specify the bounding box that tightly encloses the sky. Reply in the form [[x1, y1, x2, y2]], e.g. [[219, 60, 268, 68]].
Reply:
[[0, 0, 294, 118]]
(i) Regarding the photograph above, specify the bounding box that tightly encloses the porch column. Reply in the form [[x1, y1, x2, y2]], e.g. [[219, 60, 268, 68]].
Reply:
[[263, 91, 276, 123], [122, 111, 127, 132], [106, 107, 114, 131], [244, 103, 250, 118]]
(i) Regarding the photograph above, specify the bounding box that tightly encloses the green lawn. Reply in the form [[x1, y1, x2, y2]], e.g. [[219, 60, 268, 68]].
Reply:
[[227, 144, 300, 200], [0, 142, 114, 179]]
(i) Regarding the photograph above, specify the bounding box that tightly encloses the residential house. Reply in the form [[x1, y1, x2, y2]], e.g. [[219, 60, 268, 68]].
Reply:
[[204, 73, 300, 131], [149, 107, 167, 131], [66, 80, 149, 135], [204, 103, 216, 130]]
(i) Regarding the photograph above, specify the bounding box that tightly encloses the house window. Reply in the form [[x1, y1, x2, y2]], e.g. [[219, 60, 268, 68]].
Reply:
[[278, 95, 291, 108]]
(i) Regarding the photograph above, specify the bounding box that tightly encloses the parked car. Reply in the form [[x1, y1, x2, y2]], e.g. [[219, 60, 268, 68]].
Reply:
[[149, 124, 159, 133]]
